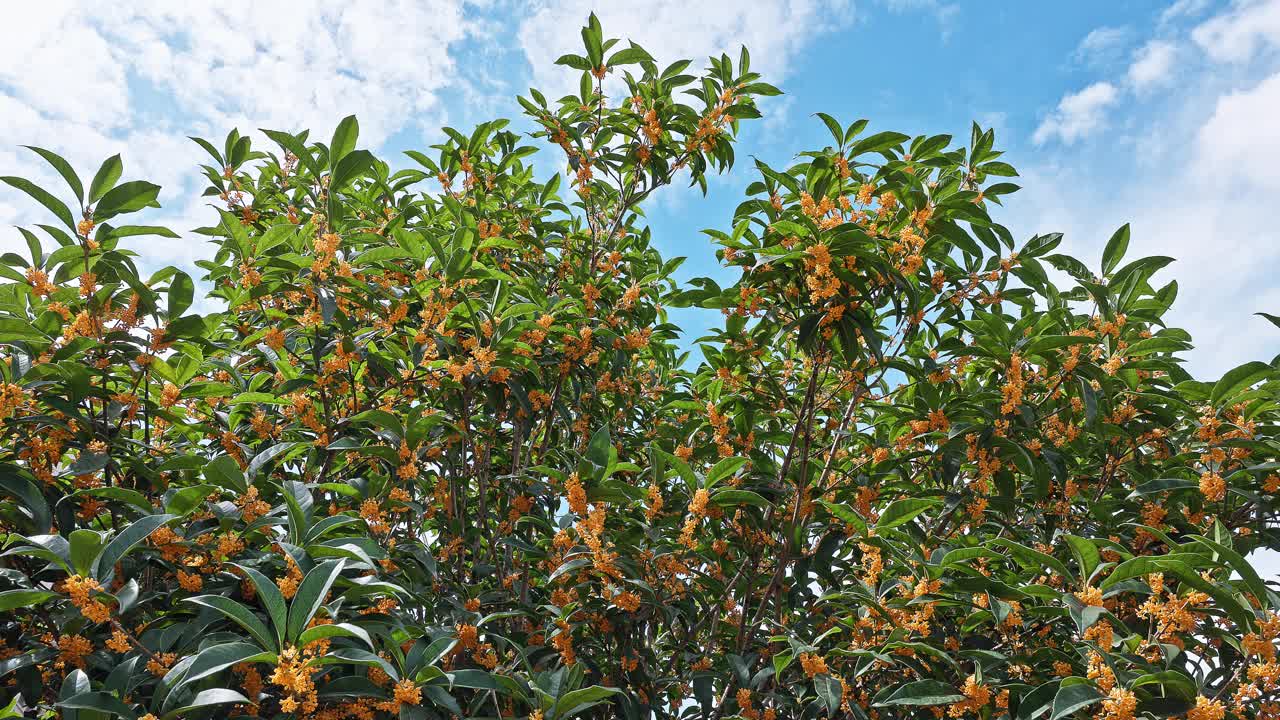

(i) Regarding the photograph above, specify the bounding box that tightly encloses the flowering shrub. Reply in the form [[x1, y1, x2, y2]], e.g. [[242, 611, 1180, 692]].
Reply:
[[1, 15, 1279, 720]]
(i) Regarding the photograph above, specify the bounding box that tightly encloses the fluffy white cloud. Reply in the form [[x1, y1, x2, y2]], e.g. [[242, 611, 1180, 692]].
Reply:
[[1011, 1, 1280, 379], [1195, 70, 1280, 194], [1032, 82, 1119, 144], [0, 0, 476, 268], [517, 0, 855, 98], [1192, 0, 1280, 63], [1128, 40, 1178, 90], [102, 1, 472, 147]]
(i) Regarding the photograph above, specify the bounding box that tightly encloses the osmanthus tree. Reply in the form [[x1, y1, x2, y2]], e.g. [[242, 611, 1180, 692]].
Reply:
[[1, 15, 1279, 720]]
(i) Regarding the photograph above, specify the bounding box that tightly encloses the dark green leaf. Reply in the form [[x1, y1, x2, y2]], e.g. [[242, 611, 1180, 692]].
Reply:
[[1050, 682, 1103, 720], [1101, 224, 1129, 276], [25, 146, 83, 202], [876, 679, 964, 706], [94, 181, 161, 221], [1, 176, 76, 230], [88, 154, 123, 204]]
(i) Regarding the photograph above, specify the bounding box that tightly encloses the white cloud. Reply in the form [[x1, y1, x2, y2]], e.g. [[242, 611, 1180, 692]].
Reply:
[[517, 0, 854, 98], [5, 0, 872, 272], [1074, 26, 1132, 67], [1032, 82, 1119, 144], [1160, 0, 1212, 24], [1192, 0, 1280, 63], [1195, 69, 1280, 194], [1010, 2, 1280, 378], [0, 6, 130, 128], [881, 0, 959, 30], [975, 111, 1009, 136], [1128, 40, 1179, 91], [101, 1, 473, 147], [0, 0, 476, 271]]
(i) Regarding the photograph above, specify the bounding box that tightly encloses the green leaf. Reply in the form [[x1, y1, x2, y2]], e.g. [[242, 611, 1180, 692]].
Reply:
[[1210, 360, 1272, 406], [204, 455, 247, 493], [69, 529, 103, 575], [1, 176, 76, 231], [981, 161, 1019, 177], [331, 149, 376, 190], [68, 452, 109, 475], [1062, 534, 1100, 581], [815, 674, 842, 715], [876, 498, 939, 529], [876, 679, 964, 706], [850, 131, 910, 158], [94, 513, 176, 580], [552, 685, 619, 718], [1021, 232, 1062, 258], [94, 181, 161, 221], [189, 136, 223, 165], [1130, 671, 1197, 700], [706, 456, 747, 487], [318, 648, 398, 680], [58, 691, 138, 720], [816, 113, 844, 146], [991, 538, 1071, 579], [88, 154, 123, 204], [606, 45, 651, 67], [0, 648, 54, 679], [1103, 554, 1255, 629], [107, 224, 179, 240], [261, 129, 319, 176], [0, 589, 57, 612], [286, 558, 345, 641], [1257, 312, 1280, 330], [818, 500, 868, 535], [231, 564, 287, 645], [555, 54, 592, 71], [1101, 554, 1191, 589], [164, 484, 213, 517], [417, 636, 457, 669], [297, 622, 373, 650], [1023, 335, 1092, 358], [0, 468, 51, 533], [585, 425, 611, 468], [25, 146, 83, 202], [1101, 223, 1129, 275], [330, 115, 359, 170], [449, 668, 497, 690], [180, 643, 275, 687], [771, 651, 794, 682], [1050, 682, 1103, 720], [161, 688, 250, 720], [282, 479, 313, 544], [247, 441, 298, 479], [581, 12, 604, 66], [168, 271, 194, 318], [185, 595, 276, 650], [1188, 535, 1270, 611], [548, 557, 592, 584], [1016, 681, 1060, 720], [710, 488, 770, 508], [1130, 478, 1198, 496]]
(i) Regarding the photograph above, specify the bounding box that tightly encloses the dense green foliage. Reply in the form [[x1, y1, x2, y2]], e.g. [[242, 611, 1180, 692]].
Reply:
[[0, 14, 1278, 720]]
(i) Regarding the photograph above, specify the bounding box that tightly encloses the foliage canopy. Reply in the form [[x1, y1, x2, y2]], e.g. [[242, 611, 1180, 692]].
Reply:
[[0, 14, 1279, 720]]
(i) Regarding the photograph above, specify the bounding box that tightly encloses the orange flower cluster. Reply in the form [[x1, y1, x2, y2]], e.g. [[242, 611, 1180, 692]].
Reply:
[[63, 575, 111, 624]]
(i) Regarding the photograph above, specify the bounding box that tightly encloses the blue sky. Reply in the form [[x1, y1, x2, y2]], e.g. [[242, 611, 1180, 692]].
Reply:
[[2, 0, 1279, 379]]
